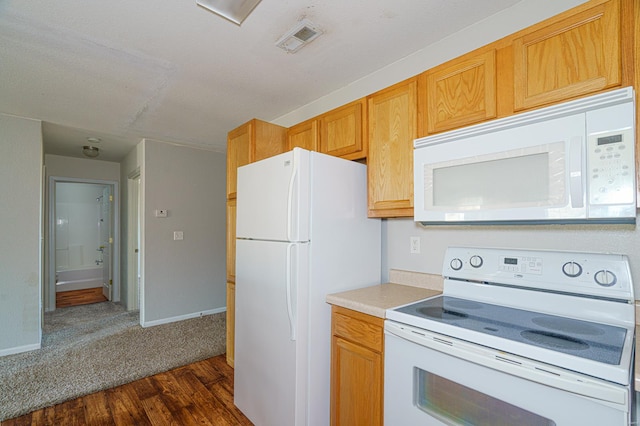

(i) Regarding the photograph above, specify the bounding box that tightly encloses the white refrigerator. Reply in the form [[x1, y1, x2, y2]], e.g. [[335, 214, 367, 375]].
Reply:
[[234, 148, 381, 426]]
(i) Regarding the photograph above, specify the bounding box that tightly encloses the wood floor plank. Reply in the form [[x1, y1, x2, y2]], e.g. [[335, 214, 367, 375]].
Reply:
[[106, 385, 151, 426], [149, 372, 201, 426], [140, 394, 179, 425], [82, 391, 115, 426], [171, 368, 234, 426], [53, 397, 85, 426], [2, 355, 254, 426]]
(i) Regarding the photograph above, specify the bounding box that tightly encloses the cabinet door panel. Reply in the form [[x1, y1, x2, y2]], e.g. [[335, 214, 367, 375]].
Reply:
[[331, 336, 382, 426], [319, 99, 366, 160], [227, 124, 252, 199], [287, 119, 318, 151], [367, 79, 416, 217], [426, 50, 496, 133], [513, 0, 620, 110], [226, 281, 235, 367], [226, 200, 236, 282]]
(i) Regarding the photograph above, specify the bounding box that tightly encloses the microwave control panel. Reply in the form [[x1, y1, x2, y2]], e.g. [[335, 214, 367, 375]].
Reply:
[[587, 127, 634, 205]]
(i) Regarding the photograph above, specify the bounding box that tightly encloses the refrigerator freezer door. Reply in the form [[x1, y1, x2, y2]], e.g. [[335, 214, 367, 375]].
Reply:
[[236, 148, 310, 242], [234, 239, 309, 426]]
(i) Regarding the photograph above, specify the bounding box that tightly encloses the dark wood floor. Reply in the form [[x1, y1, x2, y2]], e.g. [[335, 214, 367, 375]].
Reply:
[[1, 355, 253, 426], [56, 287, 108, 308]]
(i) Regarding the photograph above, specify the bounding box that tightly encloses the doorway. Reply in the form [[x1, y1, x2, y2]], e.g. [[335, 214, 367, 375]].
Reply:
[[48, 177, 119, 311]]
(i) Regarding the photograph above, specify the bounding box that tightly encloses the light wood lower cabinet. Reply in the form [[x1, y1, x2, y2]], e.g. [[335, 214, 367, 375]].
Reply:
[[226, 281, 235, 367], [330, 306, 384, 426]]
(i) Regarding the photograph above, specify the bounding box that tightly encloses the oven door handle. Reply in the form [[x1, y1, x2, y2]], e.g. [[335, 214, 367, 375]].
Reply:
[[385, 321, 628, 407]]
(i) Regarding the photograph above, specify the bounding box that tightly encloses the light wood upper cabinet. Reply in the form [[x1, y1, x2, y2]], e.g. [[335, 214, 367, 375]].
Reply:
[[513, 0, 621, 111], [331, 306, 383, 426], [226, 124, 252, 200], [226, 119, 286, 200], [287, 118, 319, 151], [367, 78, 417, 218], [423, 50, 497, 134], [319, 98, 367, 160]]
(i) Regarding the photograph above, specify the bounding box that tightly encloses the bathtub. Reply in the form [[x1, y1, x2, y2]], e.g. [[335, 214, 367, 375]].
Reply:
[[56, 266, 104, 292]]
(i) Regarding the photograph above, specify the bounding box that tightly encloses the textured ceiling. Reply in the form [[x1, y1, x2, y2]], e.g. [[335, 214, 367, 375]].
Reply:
[[0, 0, 523, 162]]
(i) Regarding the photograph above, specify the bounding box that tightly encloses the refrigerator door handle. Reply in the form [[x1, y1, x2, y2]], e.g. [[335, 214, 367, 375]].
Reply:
[[285, 243, 297, 341], [286, 162, 298, 242]]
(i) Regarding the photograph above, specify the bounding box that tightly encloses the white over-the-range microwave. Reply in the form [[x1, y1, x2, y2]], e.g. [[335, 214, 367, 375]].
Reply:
[[414, 87, 637, 225]]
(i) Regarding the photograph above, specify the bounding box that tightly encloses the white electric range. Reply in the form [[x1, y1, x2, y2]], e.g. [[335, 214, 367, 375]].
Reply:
[[384, 246, 635, 426]]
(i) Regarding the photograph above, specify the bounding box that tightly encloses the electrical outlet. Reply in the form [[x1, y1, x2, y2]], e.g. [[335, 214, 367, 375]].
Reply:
[[410, 236, 420, 254], [173, 231, 184, 241]]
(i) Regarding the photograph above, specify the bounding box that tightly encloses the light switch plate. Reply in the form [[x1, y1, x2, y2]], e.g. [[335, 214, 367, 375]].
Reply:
[[155, 209, 168, 218], [173, 231, 184, 241]]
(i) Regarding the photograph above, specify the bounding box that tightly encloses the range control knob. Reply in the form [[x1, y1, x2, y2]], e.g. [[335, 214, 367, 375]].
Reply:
[[469, 255, 483, 268], [594, 270, 617, 287], [450, 258, 463, 271], [562, 261, 583, 278]]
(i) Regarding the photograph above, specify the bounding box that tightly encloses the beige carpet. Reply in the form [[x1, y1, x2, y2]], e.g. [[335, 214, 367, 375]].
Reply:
[[0, 302, 226, 421]]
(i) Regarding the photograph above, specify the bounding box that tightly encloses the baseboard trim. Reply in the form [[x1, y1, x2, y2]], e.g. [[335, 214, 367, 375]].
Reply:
[[0, 342, 41, 357], [141, 307, 226, 328]]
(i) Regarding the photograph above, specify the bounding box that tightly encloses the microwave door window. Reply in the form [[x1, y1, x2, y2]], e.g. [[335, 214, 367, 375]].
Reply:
[[432, 153, 553, 210]]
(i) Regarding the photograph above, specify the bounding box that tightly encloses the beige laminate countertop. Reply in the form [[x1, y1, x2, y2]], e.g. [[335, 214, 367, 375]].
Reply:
[[329, 283, 640, 390], [326, 283, 440, 319]]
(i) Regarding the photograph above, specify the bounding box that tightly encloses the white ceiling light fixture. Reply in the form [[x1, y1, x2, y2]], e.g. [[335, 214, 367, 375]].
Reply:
[[82, 146, 100, 158], [276, 19, 322, 53], [196, 0, 262, 25]]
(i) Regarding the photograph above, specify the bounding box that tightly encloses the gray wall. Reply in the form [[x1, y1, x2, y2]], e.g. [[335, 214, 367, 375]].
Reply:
[[142, 139, 226, 325], [383, 218, 640, 295], [45, 154, 120, 181], [0, 113, 43, 355]]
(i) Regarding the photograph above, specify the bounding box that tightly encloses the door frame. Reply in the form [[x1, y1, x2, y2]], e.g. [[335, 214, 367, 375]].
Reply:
[[127, 169, 141, 311], [47, 176, 120, 311]]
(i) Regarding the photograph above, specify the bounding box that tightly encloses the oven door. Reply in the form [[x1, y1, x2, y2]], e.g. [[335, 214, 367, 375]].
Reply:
[[384, 321, 630, 426]]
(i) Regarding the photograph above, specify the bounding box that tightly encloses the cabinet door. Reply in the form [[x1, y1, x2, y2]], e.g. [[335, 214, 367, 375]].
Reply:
[[226, 200, 236, 283], [226, 281, 235, 367], [367, 78, 417, 217], [331, 336, 382, 426], [287, 119, 318, 151], [319, 98, 367, 160], [424, 50, 496, 133], [513, 0, 621, 110], [227, 123, 253, 200], [254, 120, 287, 161]]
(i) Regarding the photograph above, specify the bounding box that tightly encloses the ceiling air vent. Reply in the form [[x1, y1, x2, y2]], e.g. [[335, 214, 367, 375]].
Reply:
[[276, 19, 322, 53]]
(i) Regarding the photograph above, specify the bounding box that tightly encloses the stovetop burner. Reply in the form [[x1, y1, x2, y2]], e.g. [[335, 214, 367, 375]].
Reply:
[[394, 296, 627, 365], [520, 329, 590, 351], [417, 307, 468, 320]]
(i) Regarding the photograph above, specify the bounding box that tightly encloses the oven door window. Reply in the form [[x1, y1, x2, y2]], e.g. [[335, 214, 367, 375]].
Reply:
[[415, 368, 556, 426]]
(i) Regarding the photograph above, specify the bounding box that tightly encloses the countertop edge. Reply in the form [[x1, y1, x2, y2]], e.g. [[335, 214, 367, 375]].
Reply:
[[326, 283, 440, 319]]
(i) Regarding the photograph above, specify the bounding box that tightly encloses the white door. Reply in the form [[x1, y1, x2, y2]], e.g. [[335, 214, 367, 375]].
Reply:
[[234, 239, 308, 426], [99, 186, 112, 300], [236, 148, 310, 242]]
